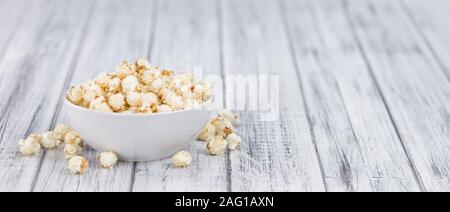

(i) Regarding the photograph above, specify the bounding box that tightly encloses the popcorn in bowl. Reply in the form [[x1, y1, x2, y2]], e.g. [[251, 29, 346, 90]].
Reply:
[[17, 58, 244, 175], [66, 59, 213, 114]]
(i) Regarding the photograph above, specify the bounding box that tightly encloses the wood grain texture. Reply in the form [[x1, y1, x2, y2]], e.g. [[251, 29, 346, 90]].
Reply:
[[401, 0, 450, 79], [281, 0, 420, 191], [0, 0, 449, 192], [0, 0, 93, 191], [221, 0, 326, 191], [33, 0, 156, 192], [343, 0, 450, 191], [131, 0, 228, 192], [0, 0, 28, 61]]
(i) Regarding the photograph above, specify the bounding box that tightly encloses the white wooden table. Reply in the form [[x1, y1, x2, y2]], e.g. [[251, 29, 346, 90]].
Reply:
[[0, 0, 449, 192]]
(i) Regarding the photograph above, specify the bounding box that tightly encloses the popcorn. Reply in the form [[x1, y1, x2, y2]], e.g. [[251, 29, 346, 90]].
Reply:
[[18, 134, 41, 155], [65, 59, 212, 114], [41, 131, 61, 149], [66, 86, 82, 104], [164, 92, 183, 109], [193, 82, 212, 101], [141, 68, 160, 85], [126, 91, 141, 107], [64, 130, 83, 146], [197, 122, 215, 141], [108, 77, 121, 92], [226, 133, 242, 150], [136, 58, 151, 70], [171, 150, 192, 168], [68, 156, 89, 175], [157, 104, 172, 112], [174, 72, 194, 85], [141, 92, 158, 108], [218, 110, 238, 123], [206, 135, 228, 155], [108, 93, 125, 111], [149, 77, 164, 91], [98, 151, 118, 169], [82, 84, 103, 105], [63, 143, 82, 160], [121, 75, 140, 93], [95, 72, 111, 89], [89, 96, 113, 112], [54, 124, 70, 141], [116, 61, 135, 78], [211, 117, 233, 136]]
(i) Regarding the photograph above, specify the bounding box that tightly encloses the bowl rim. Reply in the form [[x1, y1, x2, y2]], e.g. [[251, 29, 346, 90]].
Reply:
[[63, 94, 215, 117]]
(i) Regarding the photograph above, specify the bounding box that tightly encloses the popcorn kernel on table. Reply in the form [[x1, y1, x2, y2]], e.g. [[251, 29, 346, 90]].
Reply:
[[41, 131, 61, 149], [98, 151, 118, 169], [218, 110, 238, 123], [64, 143, 82, 160], [197, 122, 216, 141], [206, 135, 228, 155], [171, 150, 192, 168], [54, 124, 70, 141], [68, 156, 89, 175], [226, 133, 242, 150], [18, 135, 41, 155], [211, 117, 234, 136], [64, 130, 83, 146]]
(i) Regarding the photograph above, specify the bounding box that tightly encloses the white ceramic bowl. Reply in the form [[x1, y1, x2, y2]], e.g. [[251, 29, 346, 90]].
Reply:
[[63, 98, 214, 162]]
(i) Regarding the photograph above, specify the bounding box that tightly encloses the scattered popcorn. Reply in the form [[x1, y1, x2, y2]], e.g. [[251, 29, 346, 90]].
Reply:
[[171, 150, 192, 168], [68, 156, 89, 175], [206, 135, 228, 155], [18, 134, 41, 155], [64, 130, 83, 146], [226, 133, 242, 150], [41, 131, 61, 149], [98, 151, 118, 169], [54, 124, 70, 141], [197, 122, 216, 141], [65, 58, 212, 113], [211, 117, 233, 136], [218, 110, 238, 123], [63, 144, 82, 160]]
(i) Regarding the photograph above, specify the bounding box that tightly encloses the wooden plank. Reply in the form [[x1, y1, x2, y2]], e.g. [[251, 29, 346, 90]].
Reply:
[[0, 0, 94, 191], [0, 0, 27, 61], [280, 0, 420, 191], [344, 0, 450, 191], [33, 0, 156, 192], [401, 0, 450, 78], [221, 0, 326, 191], [131, 0, 228, 192]]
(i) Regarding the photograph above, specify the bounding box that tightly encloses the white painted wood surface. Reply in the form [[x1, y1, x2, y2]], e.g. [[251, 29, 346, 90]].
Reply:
[[33, 0, 156, 192], [0, 0, 449, 191], [221, 0, 325, 191], [282, 0, 420, 191], [132, 0, 228, 192]]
